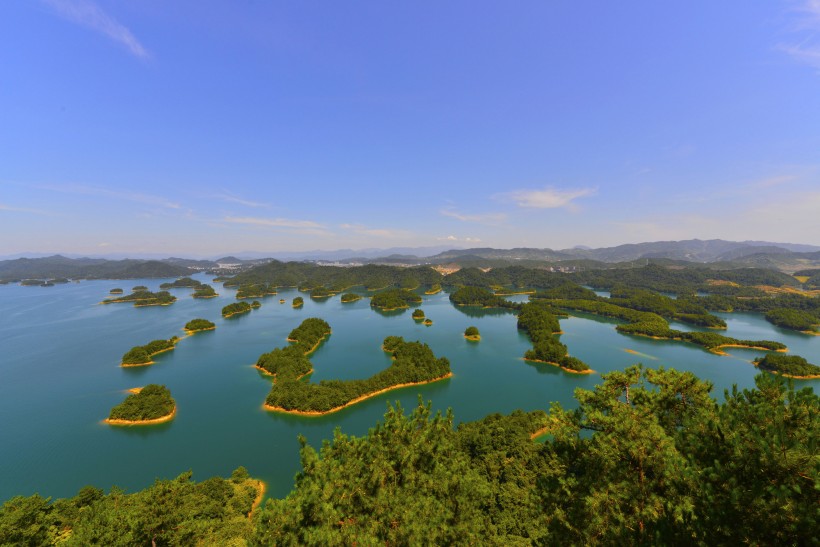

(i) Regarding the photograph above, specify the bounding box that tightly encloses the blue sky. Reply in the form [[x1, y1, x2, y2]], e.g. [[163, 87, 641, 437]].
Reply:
[[1, 1, 819, 256]]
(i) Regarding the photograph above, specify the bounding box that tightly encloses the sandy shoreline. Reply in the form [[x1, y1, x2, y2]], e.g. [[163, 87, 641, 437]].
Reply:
[[248, 480, 266, 518], [184, 326, 216, 334], [464, 334, 481, 341], [104, 406, 176, 426], [263, 372, 454, 416], [524, 357, 594, 375]]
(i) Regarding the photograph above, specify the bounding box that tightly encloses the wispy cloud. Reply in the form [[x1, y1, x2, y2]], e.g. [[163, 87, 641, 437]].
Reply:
[[42, 0, 149, 59], [0, 203, 50, 215], [38, 183, 180, 209], [212, 192, 270, 208], [436, 235, 482, 243], [778, 1, 820, 70], [500, 186, 597, 209], [224, 216, 324, 229], [340, 223, 412, 239], [440, 208, 506, 224]]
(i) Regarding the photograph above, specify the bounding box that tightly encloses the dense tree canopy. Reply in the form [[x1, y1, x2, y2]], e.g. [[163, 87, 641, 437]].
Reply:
[[107, 384, 175, 422], [221, 302, 252, 318], [121, 338, 178, 366], [370, 288, 422, 310], [754, 353, 820, 378], [103, 290, 176, 307], [184, 318, 216, 333]]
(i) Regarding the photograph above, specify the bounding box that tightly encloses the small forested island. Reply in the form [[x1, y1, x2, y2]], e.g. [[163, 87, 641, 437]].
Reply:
[[423, 318, 433, 326], [286, 317, 332, 354], [185, 318, 216, 333], [280, 298, 286, 303], [519, 302, 591, 374], [340, 292, 362, 303], [753, 353, 820, 378], [256, 318, 331, 378], [449, 286, 518, 309], [292, 296, 304, 308], [222, 301, 252, 318], [102, 289, 176, 307], [412, 309, 425, 320], [236, 283, 277, 299], [105, 384, 176, 425], [160, 277, 203, 289], [109, 288, 123, 294], [764, 308, 819, 333], [121, 337, 180, 366], [370, 288, 422, 310], [261, 334, 451, 415], [310, 287, 333, 299], [250, 300, 262, 309], [464, 326, 481, 341], [132, 285, 147, 291], [192, 284, 218, 298], [425, 283, 442, 294]]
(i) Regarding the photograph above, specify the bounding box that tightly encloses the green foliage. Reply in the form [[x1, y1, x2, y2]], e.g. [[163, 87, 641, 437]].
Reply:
[[518, 302, 590, 371], [340, 292, 361, 303], [369, 288, 422, 310], [109, 288, 123, 294], [464, 326, 479, 337], [103, 290, 176, 307], [309, 287, 332, 298], [192, 284, 217, 298], [265, 338, 450, 413], [449, 286, 517, 309], [292, 296, 304, 307], [411, 308, 425, 319], [132, 285, 147, 291], [185, 318, 215, 332], [121, 338, 177, 365], [236, 283, 276, 299], [250, 300, 261, 309], [754, 353, 820, 377], [765, 308, 819, 332], [159, 277, 202, 289], [287, 318, 331, 353], [108, 384, 175, 422], [221, 301, 252, 317]]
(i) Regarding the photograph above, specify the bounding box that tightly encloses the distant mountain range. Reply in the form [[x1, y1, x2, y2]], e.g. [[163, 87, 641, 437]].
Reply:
[[1, 239, 819, 281]]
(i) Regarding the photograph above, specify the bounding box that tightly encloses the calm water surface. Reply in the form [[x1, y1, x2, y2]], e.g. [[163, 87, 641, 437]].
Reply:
[[1, 277, 817, 501]]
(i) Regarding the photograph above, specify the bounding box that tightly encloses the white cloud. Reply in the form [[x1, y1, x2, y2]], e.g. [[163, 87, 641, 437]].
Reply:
[[436, 235, 482, 243], [43, 0, 149, 59], [339, 223, 412, 239], [440, 208, 506, 224], [38, 183, 180, 209], [0, 204, 49, 215], [213, 192, 269, 208], [224, 216, 324, 229], [778, 1, 820, 70], [502, 186, 596, 209]]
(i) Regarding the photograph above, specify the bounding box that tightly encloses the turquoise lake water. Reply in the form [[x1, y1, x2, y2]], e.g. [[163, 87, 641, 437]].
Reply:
[[1, 275, 818, 501]]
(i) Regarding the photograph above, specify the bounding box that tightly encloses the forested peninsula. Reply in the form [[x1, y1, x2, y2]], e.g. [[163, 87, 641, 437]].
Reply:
[[102, 290, 176, 307], [120, 337, 180, 366]]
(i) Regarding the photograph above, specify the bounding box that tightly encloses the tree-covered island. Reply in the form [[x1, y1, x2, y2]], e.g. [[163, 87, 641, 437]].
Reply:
[[309, 287, 333, 299], [753, 353, 820, 378], [292, 296, 304, 308], [340, 292, 362, 303], [184, 318, 216, 334], [105, 384, 176, 425], [464, 326, 481, 341], [159, 277, 202, 289], [449, 286, 520, 310], [236, 283, 277, 299], [255, 318, 331, 379], [121, 337, 180, 366], [221, 301, 252, 318], [192, 284, 218, 298], [102, 290, 176, 307], [370, 288, 422, 310], [109, 288, 123, 294], [518, 302, 591, 373], [411, 309, 425, 320]]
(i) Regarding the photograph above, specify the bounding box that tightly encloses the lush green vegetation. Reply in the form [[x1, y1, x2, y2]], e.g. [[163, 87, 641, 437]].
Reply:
[[109, 288, 123, 294], [370, 288, 422, 310], [121, 338, 179, 366], [425, 283, 442, 294], [264, 337, 450, 414], [107, 384, 175, 422], [423, 318, 433, 326], [464, 326, 480, 340], [236, 283, 276, 299], [192, 284, 218, 298], [103, 290, 176, 307], [250, 300, 261, 309], [184, 318, 216, 333], [287, 318, 331, 353], [159, 277, 202, 289], [221, 301, 252, 318], [292, 296, 304, 308], [0, 469, 260, 545], [2, 367, 817, 544], [754, 353, 820, 378], [411, 309, 425, 320], [449, 286, 518, 309], [310, 287, 332, 299], [764, 308, 819, 332], [132, 285, 147, 291], [518, 302, 590, 372], [340, 292, 362, 303]]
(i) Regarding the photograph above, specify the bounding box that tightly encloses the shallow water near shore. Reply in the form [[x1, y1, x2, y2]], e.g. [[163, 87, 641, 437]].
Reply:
[[1, 276, 817, 501]]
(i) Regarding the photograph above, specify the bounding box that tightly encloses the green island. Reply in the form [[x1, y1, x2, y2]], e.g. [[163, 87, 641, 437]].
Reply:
[[7, 366, 812, 544], [518, 302, 591, 373], [256, 318, 331, 378], [753, 353, 820, 378], [121, 337, 180, 366], [109, 288, 123, 294], [159, 277, 202, 289], [131, 285, 147, 291], [222, 301, 252, 318], [105, 384, 176, 425], [261, 333, 451, 415], [340, 292, 362, 303], [192, 284, 218, 298], [370, 288, 422, 310], [425, 283, 442, 294], [411, 308, 425, 320], [102, 290, 176, 307], [250, 300, 261, 309], [236, 283, 277, 299], [184, 318, 216, 333], [292, 296, 304, 308], [464, 325, 480, 341], [309, 287, 333, 299], [423, 318, 433, 326], [449, 286, 520, 310]]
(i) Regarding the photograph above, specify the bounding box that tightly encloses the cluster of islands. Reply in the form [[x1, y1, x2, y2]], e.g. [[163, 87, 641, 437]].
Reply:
[[2, 244, 819, 544]]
